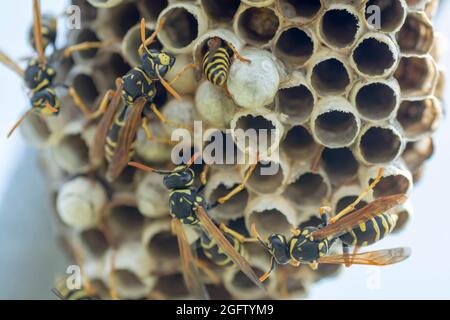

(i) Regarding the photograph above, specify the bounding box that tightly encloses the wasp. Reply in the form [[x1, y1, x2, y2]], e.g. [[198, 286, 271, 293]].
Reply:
[[199, 37, 251, 96], [89, 18, 195, 182], [128, 153, 265, 291], [0, 0, 108, 138], [251, 169, 411, 282]]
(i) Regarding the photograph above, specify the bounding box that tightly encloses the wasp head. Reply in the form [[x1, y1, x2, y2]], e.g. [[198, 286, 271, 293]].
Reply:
[[266, 234, 290, 265], [141, 49, 176, 80]]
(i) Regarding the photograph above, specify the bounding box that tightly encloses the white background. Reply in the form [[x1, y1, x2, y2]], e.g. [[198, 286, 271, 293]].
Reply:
[[0, 1, 449, 299]]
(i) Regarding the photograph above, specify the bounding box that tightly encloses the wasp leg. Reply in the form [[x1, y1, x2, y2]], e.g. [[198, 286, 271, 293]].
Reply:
[[196, 164, 209, 194], [64, 40, 112, 58], [212, 163, 257, 208], [329, 168, 385, 224], [68, 87, 95, 117], [141, 117, 174, 145], [219, 223, 258, 243], [260, 257, 277, 282], [290, 229, 300, 236], [87, 89, 116, 121], [227, 42, 251, 64], [108, 252, 119, 300], [222, 83, 232, 98], [195, 259, 221, 285], [148, 103, 193, 132], [169, 63, 198, 85]]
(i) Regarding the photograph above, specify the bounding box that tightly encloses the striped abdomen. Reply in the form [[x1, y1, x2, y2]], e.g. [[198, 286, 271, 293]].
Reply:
[[339, 212, 398, 247], [200, 231, 245, 267], [104, 106, 135, 162], [202, 47, 232, 87]]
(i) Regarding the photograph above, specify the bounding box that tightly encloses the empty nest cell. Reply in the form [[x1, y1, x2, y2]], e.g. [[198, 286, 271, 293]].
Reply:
[[80, 228, 110, 257], [235, 6, 280, 47], [277, 0, 322, 22], [319, 6, 361, 49], [246, 159, 287, 194], [109, 205, 144, 238], [281, 125, 318, 160], [364, 0, 407, 33], [394, 56, 437, 97], [311, 98, 360, 148], [201, 0, 241, 23], [372, 174, 411, 198], [146, 230, 179, 262], [209, 183, 249, 219], [358, 126, 403, 164], [101, 2, 141, 39], [274, 27, 315, 67], [277, 83, 315, 123], [53, 134, 90, 173], [72, 72, 100, 106], [397, 98, 441, 140], [284, 172, 329, 206], [158, 4, 204, 52], [353, 80, 400, 121], [397, 12, 433, 56], [352, 34, 397, 77], [137, 0, 168, 22], [310, 57, 351, 96], [321, 147, 359, 186]]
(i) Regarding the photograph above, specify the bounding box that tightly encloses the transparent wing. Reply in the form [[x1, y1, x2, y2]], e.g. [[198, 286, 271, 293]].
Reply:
[[106, 97, 146, 181], [172, 219, 210, 300], [312, 194, 407, 240], [318, 247, 411, 266], [90, 81, 124, 165], [195, 205, 265, 291]]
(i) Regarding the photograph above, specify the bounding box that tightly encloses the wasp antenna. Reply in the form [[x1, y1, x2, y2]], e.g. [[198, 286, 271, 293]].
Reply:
[[186, 152, 202, 168], [33, 0, 46, 66], [7, 109, 34, 138], [128, 161, 171, 174]]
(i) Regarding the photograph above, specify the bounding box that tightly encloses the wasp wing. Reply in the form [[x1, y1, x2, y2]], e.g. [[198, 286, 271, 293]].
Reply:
[[106, 97, 146, 182], [90, 81, 124, 166], [195, 205, 265, 290], [172, 219, 210, 300], [318, 247, 411, 266], [312, 194, 407, 240]]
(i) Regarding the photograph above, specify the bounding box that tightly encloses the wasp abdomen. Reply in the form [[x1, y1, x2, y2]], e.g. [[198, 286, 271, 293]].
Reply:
[[340, 212, 397, 247], [203, 47, 232, 87], [200, 231, 244, 267]]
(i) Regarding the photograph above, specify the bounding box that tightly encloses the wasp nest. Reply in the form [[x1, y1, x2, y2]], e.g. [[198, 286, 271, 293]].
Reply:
[[25, 0, 443, 299]]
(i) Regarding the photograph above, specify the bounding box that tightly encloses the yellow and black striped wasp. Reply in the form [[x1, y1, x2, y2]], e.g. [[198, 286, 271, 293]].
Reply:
[[199, 37, 251, 96], [0, 0, 107, 138], [128, 153, 265, 292], [251, 169, 411, 282], [89, 18, 194, 182]]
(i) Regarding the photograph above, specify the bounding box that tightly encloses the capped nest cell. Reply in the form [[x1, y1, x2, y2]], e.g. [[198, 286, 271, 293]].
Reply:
[[14, 0, 444, 300]]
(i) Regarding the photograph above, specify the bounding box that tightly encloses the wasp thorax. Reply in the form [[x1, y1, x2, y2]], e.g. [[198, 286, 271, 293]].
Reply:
[[162, 168, 194, 189], [141, 49, 176, 79], [24, 59, 56, 91], [290, 226, 325, 263]]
